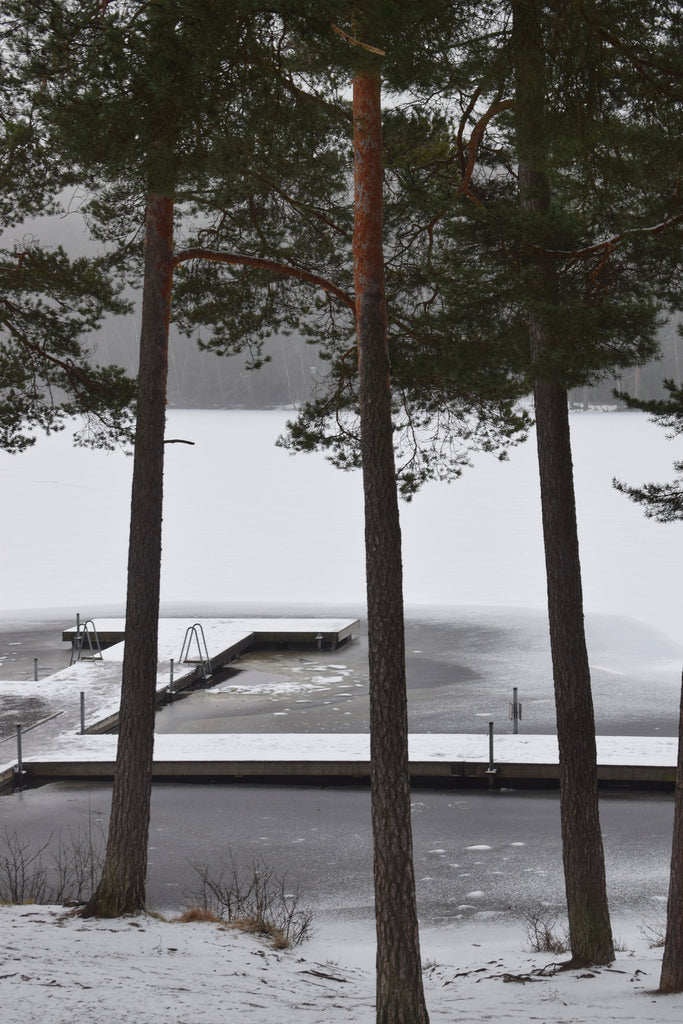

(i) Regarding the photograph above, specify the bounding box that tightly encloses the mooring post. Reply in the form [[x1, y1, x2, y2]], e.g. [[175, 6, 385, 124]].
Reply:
[[33, 658, 38, 682], [486, 721, 497, 787], [80, 691, 85, 735], [169, 658, 174, 696], [16, 723, 23, 782], [509, 687, 522, 734]]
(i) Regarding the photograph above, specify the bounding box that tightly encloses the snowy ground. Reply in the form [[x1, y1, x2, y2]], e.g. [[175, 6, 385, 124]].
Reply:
[[2, 905, 681, 1024], [1, 409, 682, 1021]]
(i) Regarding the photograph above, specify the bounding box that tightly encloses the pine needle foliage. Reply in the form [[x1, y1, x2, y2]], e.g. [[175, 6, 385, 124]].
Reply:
[[614, 376, 683, 521], [0, 14, 136, 452]]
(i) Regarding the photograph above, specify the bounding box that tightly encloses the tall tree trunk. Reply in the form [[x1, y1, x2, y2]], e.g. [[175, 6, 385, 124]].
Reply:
[[353, 69, 429, 1024], [659, 671, 683, 991], [513, 0, 613, 965], [83, 193, 173, 917], [532, 375, 614, 964]]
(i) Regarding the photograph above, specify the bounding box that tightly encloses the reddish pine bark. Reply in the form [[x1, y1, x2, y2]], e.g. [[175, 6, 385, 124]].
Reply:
[[354, 69, 429, 1024], [83, 193, 173, 917]]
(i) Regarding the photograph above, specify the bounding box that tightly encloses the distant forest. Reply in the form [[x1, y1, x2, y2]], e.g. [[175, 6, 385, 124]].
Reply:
[[93, 312, 683, 412]]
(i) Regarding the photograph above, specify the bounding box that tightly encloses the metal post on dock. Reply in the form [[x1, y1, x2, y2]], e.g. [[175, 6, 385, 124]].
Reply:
[[509, 687, 522, 734], [16, 724, 23, 784], [80, 691, 85, 735], [486, 721, 497, 786], [169, 658, 174, 695], [33, 658, 38, 682]]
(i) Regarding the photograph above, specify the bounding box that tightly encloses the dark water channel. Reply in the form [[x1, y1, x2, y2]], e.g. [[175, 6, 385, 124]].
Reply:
[[0, 780, 673, 930]]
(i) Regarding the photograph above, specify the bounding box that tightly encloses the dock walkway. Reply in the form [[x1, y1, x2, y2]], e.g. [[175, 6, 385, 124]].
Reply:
[[6, 731, 677, 790]]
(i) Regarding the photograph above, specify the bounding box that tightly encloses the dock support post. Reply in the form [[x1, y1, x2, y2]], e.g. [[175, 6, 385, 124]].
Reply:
[[80, 691, 85, 735], [169, 658, 174, 695], [33, 658, 38, 681]]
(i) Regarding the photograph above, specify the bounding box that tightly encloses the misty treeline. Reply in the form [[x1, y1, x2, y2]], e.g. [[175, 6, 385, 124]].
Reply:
[[92, 315, 682, 411], [95, 323, 328, 409]]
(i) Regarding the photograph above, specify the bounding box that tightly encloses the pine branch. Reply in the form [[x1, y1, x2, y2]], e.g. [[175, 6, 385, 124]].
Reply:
[[535, 214, 683, 260], [331, 24, 385, 56], [172, 248, 355, 310], [570, 0, 683, 89], [1, 309, 108, 398], [254, 172, 352, 240], [457, 97, 513, 207]]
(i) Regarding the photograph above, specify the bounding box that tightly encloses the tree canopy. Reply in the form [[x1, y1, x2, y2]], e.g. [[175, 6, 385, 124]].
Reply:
[[614, 376, 683, 520], [0, 20, 136, 453]]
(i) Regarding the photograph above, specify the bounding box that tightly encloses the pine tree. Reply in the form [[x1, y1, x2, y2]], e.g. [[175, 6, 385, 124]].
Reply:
[[174, 8, 443, 1015], [615, 379, 683, 992], [613, 382, 683, 994], [510, 0, 614, 965], [351, 22, 429, 1021], [9, 0, 340, 916], [0, 16, 135, 452]]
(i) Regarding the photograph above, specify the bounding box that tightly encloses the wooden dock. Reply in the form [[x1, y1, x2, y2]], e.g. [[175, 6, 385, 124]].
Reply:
[[57, 616, 360, 730], [4, 732, 678, 793]]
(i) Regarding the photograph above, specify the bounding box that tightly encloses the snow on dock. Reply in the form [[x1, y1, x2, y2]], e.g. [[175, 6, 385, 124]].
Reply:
[[2, 731, 678, 790]]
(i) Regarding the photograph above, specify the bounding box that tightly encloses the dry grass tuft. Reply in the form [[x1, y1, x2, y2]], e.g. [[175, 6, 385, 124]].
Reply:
[[175, 907, 222, 924]]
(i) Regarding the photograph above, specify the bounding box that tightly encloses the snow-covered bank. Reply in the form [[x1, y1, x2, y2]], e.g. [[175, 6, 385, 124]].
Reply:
[[2, 905, 681, 1024]]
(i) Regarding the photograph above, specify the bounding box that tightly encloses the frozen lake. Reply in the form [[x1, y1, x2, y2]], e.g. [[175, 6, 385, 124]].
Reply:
[[0, 408, 681, 930], [0, 407, 680, 642]]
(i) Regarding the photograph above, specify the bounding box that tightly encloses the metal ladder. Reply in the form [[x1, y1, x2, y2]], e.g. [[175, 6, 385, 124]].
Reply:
[[178, 623, 212, 681], [69, 619, 103, 665]]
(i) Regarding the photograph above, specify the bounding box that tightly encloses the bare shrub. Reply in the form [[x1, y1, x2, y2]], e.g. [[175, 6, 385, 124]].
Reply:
[[0, 821, 105, 906], [640, 920, 666, 948], [187, 854, 313, 948], [51, 820, 106, 904], [0, 830, 51, 904], [522, 905, 569, 954]]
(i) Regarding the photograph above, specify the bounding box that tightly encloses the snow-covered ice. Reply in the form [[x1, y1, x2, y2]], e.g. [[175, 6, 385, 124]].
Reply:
[[0, 408, 680, 644]]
